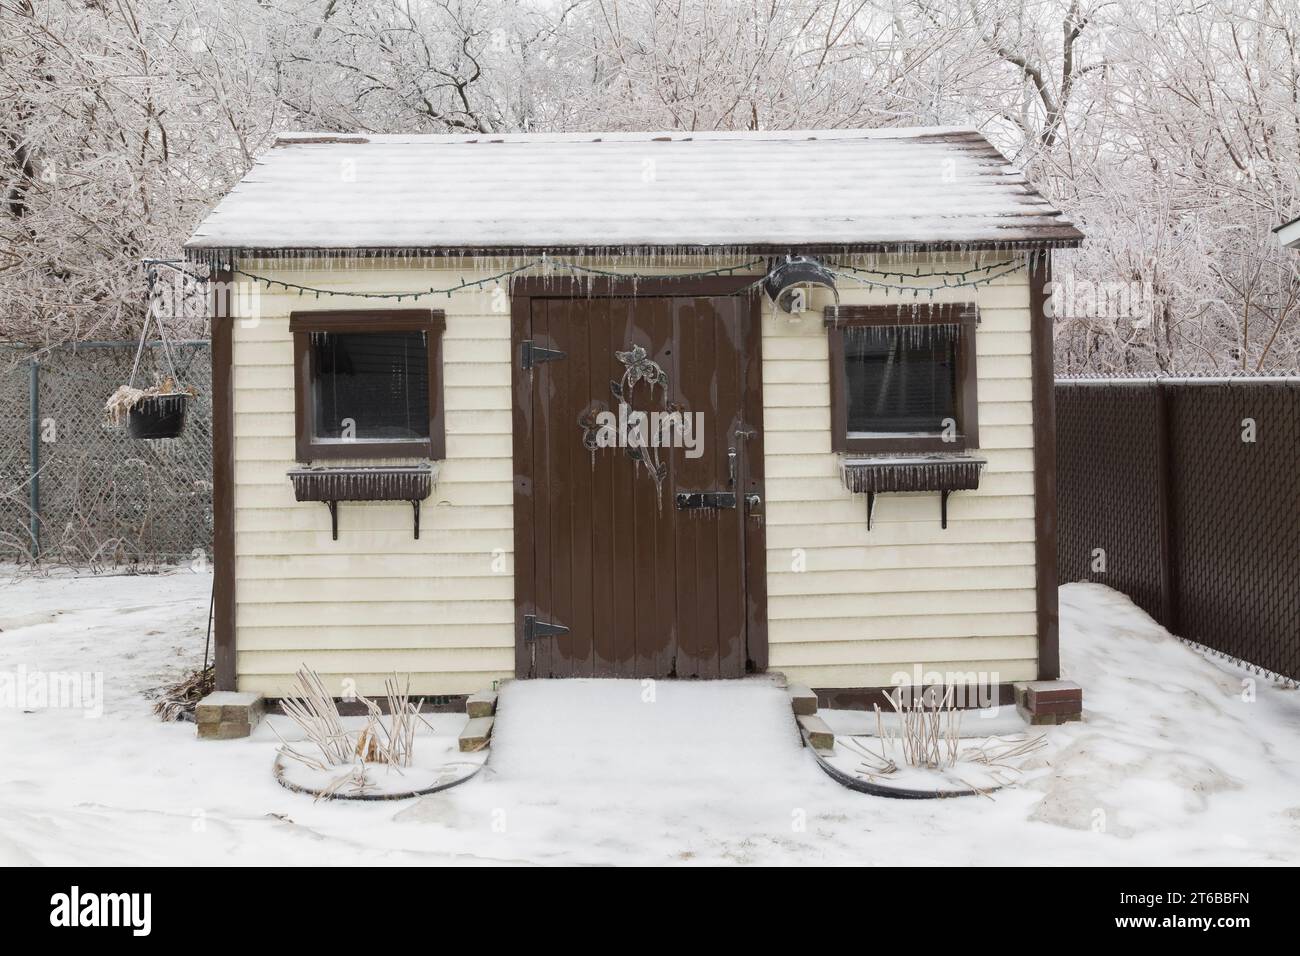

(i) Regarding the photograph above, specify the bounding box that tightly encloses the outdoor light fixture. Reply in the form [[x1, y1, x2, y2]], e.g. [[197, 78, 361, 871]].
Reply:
[[763, 255, 839, 313]]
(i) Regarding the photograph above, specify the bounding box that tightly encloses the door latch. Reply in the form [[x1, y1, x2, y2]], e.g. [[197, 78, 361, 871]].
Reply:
[[675, 491, 738, 510]]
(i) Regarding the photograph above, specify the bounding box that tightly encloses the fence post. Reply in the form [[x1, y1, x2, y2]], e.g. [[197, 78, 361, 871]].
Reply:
[[28, 356, 40, 559], [1153, 381, 1177, 633]]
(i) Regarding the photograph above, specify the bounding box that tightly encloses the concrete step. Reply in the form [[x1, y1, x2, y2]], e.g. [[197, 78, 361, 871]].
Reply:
[[466, 690, 498, 718], [787, 684, 818, 716], [458, 715, 495, 753], [796, 713, 835, 755]]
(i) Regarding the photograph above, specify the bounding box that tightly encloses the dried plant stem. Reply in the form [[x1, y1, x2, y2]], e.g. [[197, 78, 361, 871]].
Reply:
[[884, 686, 961, 770], [278, 666, 353, 765], [277, 667, 428, 775]]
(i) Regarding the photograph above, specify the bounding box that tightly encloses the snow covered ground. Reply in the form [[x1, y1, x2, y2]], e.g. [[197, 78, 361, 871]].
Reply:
[[1, 568, 1298, 866]]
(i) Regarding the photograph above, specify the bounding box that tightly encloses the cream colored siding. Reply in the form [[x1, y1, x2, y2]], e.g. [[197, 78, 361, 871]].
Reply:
[[229, 254, 1039, 696], [762, 259, 1039, 689], [230, 263, 515, 696]]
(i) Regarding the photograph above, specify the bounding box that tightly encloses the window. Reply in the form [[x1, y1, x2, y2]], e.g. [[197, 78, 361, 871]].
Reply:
[[290, 310, 445, 461], [825, 303, 979, 454]]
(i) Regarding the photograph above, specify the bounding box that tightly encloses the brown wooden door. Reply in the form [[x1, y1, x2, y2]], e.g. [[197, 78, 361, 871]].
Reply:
[[512, 289, 766, 679]]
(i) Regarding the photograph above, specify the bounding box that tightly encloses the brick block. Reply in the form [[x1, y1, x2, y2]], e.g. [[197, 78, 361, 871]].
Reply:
[[196, 691, 264, 727], [1014, 680, 1083, 725], [1024, 680, 1082, 706], [198, 720, 253, 740], [466, 690, 498, 719], [459, 716, 494, 752], [796, 714, 835, 754], [787, 684, 819, 716]]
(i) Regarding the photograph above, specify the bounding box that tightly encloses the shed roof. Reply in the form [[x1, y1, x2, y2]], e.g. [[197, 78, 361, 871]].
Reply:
[[184, 128, 1083, 262], [1275, 214, 1300, 249]]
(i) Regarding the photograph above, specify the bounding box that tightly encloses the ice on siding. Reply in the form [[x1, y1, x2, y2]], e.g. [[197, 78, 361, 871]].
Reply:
[[184, 128, 1083, 256]]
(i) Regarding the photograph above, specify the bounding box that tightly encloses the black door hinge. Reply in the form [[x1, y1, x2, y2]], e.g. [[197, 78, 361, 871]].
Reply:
[[675, 491, 738, 510], [520, 340, 566, 370], [523, 614, 569, 641]]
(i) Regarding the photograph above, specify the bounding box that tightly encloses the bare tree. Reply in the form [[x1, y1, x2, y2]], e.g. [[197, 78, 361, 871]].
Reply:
[[1, 0, 1296, 373]]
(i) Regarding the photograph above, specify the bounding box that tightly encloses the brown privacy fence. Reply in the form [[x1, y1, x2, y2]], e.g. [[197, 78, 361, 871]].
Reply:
[[0, 342, 213, 566], [1056, 378, 1300, 682]]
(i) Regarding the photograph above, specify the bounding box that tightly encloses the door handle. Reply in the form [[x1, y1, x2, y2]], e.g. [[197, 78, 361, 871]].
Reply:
[[745, 493, 762, 518]]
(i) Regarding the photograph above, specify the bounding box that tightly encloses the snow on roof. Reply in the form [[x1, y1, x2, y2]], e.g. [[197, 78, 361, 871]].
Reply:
[[184, 128, 1083, 261]]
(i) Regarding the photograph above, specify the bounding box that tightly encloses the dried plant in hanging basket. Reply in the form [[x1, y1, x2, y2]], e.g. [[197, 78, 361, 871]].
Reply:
[[104, 378, 199, 424], [106, 377, 199, 440]]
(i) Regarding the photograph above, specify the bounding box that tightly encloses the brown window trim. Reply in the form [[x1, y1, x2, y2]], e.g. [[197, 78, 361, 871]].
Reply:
[[824, 303, 980, 455], [289, 309, 446, 462]]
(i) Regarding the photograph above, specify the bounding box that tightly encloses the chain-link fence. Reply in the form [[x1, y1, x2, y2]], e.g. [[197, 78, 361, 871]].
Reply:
[[0, 342, 213, 566], [1057, 378, 1300, 682]]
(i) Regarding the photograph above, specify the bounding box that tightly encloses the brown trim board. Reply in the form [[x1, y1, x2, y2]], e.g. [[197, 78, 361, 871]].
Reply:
[[815, 683, 1018, 711], [264, 695, 470, 716], [739, 287, 769, 673], [510, 275, 761, 297], [183, 237, 1083, 271], [1029, 251, 1060, 681], [211, 266, 236, 691], [510, 289, 535, 679]]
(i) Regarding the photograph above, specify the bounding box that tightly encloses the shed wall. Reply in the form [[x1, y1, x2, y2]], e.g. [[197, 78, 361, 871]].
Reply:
[[228, 255, 1038, 696]]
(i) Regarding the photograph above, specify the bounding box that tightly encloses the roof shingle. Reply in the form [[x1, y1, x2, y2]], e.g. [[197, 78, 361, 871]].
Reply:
[[185, 127, 1083, 260]]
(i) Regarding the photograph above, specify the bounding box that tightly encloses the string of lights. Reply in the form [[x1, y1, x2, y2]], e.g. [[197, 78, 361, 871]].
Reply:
[[147, 254, 1024, 302], [231, 259, 542, 301], [828, 258, 1018, 281], [228, 257, 770, 301], [551, 257, 766, 282], [824, 260, 1027, 297]]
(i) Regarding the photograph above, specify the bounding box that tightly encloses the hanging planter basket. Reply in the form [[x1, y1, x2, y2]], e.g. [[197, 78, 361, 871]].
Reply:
[[106, 381, 198, 440], [126, 392, 190, 440], [106, 262, 200, 441]]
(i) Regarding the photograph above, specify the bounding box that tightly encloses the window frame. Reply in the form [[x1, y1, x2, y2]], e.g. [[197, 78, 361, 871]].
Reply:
[[289, 309, 446, 462], [824, 303, 980, 455]]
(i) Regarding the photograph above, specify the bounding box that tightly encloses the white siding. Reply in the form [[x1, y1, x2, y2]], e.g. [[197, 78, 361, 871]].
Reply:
[[230, 263, 515, 696], [229, 255, 1039, 696], [761, 260, 1039, 689]]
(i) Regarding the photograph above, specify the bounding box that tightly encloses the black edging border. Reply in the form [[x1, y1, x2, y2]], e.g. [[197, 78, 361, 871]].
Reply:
[[273, 752, 486, 802], [809, 742, 999, 800]]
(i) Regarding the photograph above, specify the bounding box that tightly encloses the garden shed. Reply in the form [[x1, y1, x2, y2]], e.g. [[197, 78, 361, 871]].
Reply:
[[185, 128, 1083, 708]]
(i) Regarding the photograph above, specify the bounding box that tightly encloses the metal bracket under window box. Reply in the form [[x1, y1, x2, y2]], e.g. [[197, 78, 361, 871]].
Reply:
[[840, 455, 986, 530], [287, 464, 435, 541]]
